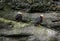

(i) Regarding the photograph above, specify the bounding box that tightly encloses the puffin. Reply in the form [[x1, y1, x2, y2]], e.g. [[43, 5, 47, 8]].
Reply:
[[15, 12, 23, 22], [15, 12, 30, 23], [34, 14, 44, 26]]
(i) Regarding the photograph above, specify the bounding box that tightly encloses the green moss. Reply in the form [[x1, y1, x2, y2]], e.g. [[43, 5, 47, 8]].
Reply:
[[0, 18, 30, 29]]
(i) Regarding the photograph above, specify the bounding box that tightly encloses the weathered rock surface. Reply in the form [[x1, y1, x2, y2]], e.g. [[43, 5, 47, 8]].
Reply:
[[0, 11, 60, 30], [0, 17, 60, 41], [0, 2, 5, 10], [0, 0, 60, 41], [0, 0, 59, 12]]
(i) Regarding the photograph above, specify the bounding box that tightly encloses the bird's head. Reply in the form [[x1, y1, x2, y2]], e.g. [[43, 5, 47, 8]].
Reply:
[[40, 14, 45, 19], [17, 12, 23, 15]]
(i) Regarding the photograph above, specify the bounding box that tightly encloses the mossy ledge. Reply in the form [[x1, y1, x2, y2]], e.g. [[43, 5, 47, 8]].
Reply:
[[0, 18, 33, 35]]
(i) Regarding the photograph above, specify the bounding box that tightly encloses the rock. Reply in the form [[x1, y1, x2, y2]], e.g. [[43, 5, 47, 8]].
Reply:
[[0, 0, 60, 41], [0, 22, 13, 29], [26, 36, 40, 41], [50, 22, 60, 30], [0, 2, 5, 10], [0, 25, 59, 41], [8, 2, 30, 10], [0, 33, 33, 37], [0, 17, 60, 41], [0, 37, 3, 41], [0, 18, 33, 35]]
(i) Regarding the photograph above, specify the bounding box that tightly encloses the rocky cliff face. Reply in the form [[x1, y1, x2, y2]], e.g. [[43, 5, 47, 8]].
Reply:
[[0, 0, 60, 41], [0, 0, 59, 12]]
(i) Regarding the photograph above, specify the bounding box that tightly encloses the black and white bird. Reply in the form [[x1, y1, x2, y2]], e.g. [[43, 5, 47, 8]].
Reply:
[[15, 12, 31, 23], [34, 14, 44, 26], [15, 12, 23, 22]]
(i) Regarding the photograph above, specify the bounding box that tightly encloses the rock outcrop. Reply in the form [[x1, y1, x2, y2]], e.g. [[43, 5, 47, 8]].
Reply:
[[0, 0, 60, 41]]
